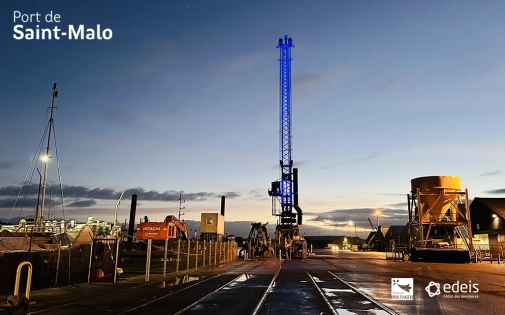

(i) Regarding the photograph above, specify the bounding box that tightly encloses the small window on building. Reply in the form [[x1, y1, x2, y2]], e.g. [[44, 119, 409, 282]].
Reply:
[[206, 216, 213, 225]]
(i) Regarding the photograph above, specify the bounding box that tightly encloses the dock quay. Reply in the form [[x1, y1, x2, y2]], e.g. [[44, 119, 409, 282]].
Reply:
[[1, 249, 504, 315]]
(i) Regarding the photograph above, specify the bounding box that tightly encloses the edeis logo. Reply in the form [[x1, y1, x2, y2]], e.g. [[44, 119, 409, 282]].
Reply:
[[425, 281, 441, 297], [425, 280, 479, 299], [391, 278, 414, 300]]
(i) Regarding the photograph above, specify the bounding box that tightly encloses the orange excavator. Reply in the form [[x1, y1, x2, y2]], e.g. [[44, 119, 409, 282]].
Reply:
[[136, 215, 188, 241]]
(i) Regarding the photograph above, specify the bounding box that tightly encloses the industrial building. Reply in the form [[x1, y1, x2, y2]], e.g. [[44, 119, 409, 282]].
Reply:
[[470, 198, 505, 250]]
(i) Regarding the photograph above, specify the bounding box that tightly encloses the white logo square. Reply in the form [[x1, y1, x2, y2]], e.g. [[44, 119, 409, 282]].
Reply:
[[391, 278, 414, 300]]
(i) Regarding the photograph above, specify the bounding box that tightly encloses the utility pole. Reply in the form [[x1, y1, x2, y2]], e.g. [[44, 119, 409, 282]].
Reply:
[[178, 194, 185, 221], [178, 194, 185, 239]]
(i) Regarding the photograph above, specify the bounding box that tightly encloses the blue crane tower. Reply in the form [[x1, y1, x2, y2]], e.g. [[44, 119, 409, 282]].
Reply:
[[268, 35, 304, 257]]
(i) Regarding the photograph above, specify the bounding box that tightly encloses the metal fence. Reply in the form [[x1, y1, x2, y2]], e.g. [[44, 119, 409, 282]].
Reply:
[[474, 244, 503, 262], [0, 243, 92, 295], [121, 239, 238, 281]]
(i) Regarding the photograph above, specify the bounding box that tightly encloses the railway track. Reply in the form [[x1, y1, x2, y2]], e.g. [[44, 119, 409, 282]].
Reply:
[[307, 271, 398, 315], [129, 260, 398, 315], [25, 259, 400, 315]]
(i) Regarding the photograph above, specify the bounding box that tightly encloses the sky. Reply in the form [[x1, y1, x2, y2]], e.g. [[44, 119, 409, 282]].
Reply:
[[1, 1, 505, 238]]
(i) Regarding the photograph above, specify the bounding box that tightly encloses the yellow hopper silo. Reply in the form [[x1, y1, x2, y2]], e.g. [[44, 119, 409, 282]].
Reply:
[[411, 175, 461, 223], [407, 175, 474, 261]]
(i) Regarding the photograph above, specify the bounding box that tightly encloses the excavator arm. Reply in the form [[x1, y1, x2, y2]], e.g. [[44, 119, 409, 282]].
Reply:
[[165, 215, 189, 240]]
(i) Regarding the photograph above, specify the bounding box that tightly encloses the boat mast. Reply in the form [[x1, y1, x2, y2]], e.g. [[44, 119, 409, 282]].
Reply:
[[40, 82, 58, 223]]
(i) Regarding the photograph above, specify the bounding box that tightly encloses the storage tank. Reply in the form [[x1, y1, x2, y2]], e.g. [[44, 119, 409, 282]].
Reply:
[[411, 175, 461, 223]]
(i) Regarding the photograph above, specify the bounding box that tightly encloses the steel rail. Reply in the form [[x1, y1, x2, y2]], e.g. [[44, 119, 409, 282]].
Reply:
[[173, 273, 248, 315], [172, 260, 271, 315], [306, 271, 338, 315], [29, 260, 251, 315], [328, 271, 399, 315], [119, 273, 222, 314], [122, 261, 267, 314], [250, 264, 282, 315]]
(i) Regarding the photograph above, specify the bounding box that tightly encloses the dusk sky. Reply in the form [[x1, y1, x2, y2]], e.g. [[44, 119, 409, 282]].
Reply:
[[1, 1, 505, 237]]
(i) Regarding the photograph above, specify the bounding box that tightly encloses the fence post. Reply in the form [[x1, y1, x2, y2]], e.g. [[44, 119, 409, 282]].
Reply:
[[203, 240, 206, 268], [163, 238, 168, 279], [114, 239, 120, 283], [209, 240, 212, 266], [68, 242, 72, 283], [214, 241, 218, 266], [195, 240, 199, 270], [55, 238, 62, 285], [87, 241, 94, 284], [176, 239, 181, 274], [145, 239, 152, 282], [186, 238, 190, 274]]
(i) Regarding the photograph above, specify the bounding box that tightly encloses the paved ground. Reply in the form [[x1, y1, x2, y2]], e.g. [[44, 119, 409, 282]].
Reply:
[[1, 249, 504, 314], [319, 249, 505, 315]]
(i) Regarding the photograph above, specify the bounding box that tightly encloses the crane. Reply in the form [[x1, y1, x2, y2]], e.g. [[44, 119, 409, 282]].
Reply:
[[368, 218, 376, 230], [268, 35, 305, 258]]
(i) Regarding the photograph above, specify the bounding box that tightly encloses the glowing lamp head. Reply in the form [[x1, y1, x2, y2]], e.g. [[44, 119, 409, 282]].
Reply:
[[40, 154, 50, 162]]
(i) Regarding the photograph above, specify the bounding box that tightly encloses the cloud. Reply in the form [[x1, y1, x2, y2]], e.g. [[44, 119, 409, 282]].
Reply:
[[67, 199, 97, 207], [321, 153, 379, 169], [0, 197, 37, 208], [103, 108, 137, 127], [387, 202, 409, 208], [294, 73, 323, 88], [0, 184, 241, 209], [475, 170, 505, 178], [0, 160, 16, 170], [305, 207, 409, 229], [484, 188, 505, 195], [247, 189, 269, 201], [371, 76, 409, 93], [223, 51, 271, 74]]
